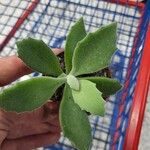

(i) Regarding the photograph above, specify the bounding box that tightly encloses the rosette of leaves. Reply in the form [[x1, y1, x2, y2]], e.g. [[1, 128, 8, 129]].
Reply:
[[0, 18, 122, 150]]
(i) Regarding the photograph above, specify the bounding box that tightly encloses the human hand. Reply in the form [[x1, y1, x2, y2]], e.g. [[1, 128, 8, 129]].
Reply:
[[0, 48, 63, 150]]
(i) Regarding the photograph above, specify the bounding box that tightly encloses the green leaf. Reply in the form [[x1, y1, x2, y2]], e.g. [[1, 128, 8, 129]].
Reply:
[[65, 17, 86, 74], [0, 77, 65, 112], [70, 22, 117, 76], [17, 38, 63, 76], [67, 75, 80, 91], [60, 85, 92, 150], [83, 77, 122, 97], [72, 80, 105, 116]]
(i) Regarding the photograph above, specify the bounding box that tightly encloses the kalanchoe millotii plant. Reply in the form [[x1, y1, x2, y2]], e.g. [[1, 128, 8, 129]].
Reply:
[[0, 18, 122, 150]]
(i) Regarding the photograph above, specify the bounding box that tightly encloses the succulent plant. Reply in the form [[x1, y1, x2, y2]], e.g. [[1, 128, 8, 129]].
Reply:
[[0, 18, 122, 150]]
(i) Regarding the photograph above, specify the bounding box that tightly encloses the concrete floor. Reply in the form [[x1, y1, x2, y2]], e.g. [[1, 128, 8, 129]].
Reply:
[[139, 88, 150, 150]]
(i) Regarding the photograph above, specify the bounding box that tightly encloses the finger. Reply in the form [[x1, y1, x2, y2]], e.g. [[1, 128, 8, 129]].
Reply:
[[1, 132, 60, 150], [0, 110, 12, 128], [0, 131, 7, 146], [0, 48, 64, 86], [43, 101, 60, 129], [25, 100, 60, 123], [7, 122, 60, 140], [43, 101, 60, 121], [0, 110, 10, 146], [8, 101, 59, 125], [53, 48, 64, 55], [0, 56, 31, 86]]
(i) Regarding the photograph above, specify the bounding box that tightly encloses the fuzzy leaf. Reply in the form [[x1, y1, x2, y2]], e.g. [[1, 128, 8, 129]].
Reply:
[[72, 80, 105, 116], [65, 17, 86, 74], [0, 77, 65, 112], [17, 38, 63, 76], [83, 77, 122, 96], [67, 75, 80, 91], [71, 22, 117, 76], [60, 85, 92, 150]]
